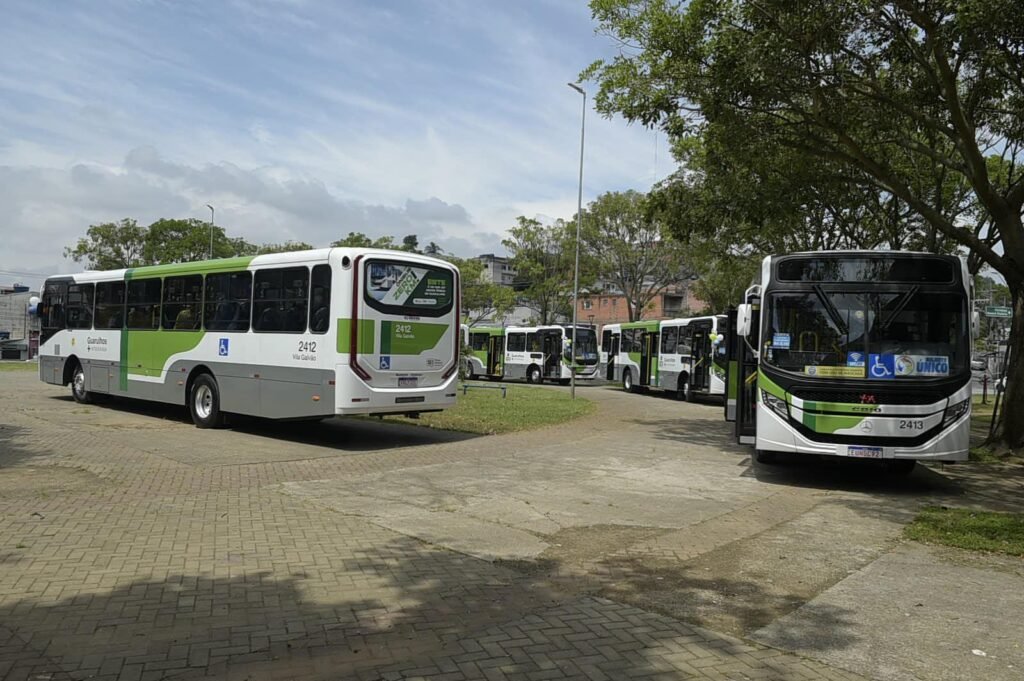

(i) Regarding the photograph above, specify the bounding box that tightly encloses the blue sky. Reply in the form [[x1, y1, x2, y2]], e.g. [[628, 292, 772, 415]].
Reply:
[[0, 0, 667, 287]]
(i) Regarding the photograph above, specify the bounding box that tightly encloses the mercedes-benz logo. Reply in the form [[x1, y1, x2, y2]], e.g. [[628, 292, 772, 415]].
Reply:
[[860, 420, 874, 432]]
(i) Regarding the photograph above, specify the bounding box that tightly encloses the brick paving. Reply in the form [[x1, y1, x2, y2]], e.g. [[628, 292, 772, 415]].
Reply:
[[0, 372, 869, 680]]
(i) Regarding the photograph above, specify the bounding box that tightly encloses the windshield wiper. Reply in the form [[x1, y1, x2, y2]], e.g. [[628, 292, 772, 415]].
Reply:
[[813, 285, 849, 335], [877, 286, 919, 331]]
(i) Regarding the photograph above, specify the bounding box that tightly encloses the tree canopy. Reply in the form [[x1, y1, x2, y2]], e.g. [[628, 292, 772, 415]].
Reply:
[[584, 0, 1024, 446]]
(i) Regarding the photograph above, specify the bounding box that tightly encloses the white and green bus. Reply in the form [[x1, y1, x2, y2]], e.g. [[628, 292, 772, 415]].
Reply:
[[36, 248, 461, 427], [463, 324, 599, 384], [728, 251, 974, 473], [600, 316, 728, 400]]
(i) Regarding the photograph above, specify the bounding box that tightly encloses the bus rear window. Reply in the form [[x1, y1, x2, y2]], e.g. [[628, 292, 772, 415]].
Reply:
[[364, 260, 454, 317]]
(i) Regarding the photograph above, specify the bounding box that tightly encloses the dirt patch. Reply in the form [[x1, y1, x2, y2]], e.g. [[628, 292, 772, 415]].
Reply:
[[0, 465, 108, 500]]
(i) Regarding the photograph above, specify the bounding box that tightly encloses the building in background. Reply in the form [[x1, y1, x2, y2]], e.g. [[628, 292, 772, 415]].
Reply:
[[476, 253, 516, 286], [576, 282, 705, 326], [0, 284, 39, 360]]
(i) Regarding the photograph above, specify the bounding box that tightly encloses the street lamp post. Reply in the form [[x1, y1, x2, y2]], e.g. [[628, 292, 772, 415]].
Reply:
[[206, 204, 215, 259], [568, 83, 586, 399]]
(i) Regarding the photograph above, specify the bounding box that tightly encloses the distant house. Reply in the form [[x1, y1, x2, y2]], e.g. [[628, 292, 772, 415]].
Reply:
[[0, 284, 40, 359], [475, 254, 516, 286], [576, 282, 705, 326]]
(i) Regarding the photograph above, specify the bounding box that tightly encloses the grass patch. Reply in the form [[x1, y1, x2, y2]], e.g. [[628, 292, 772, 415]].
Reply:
[[0, 362, 37, 372], [382, 384, 595, 434], [905, 505, 1024, 556]]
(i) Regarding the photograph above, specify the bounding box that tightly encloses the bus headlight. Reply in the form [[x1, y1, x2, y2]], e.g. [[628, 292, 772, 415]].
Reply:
[[942, 398, 969, 427], [761, 390, 789, 420]]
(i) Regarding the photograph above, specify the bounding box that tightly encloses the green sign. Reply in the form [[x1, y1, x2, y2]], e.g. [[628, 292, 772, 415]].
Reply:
[[985, 306, 1013, 318]]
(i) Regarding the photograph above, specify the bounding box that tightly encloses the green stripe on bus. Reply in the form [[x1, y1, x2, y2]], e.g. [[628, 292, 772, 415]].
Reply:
[[380, 321, 447, 355], [336, 319, 376, 354], [757, 370, 787, 400]]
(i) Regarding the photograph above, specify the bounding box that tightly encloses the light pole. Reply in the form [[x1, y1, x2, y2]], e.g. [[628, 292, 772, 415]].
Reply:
[[206, 204, 215, 259], [568, 82, 586, 399]]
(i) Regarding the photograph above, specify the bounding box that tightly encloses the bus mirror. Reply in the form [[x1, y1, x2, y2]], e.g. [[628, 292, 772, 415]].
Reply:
[[27, 296, 40, 317], [736, 304, 752, 337]]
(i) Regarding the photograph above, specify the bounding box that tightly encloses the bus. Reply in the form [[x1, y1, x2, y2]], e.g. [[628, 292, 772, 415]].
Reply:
[[601, 316, 728, 400], [36, 248, 461, 427], [463, 324, 599, 384], [727, 251, 974, 473]]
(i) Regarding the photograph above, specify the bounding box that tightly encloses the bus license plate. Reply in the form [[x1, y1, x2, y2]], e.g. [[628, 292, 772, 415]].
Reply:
[[847, 446, 884, 459], [398, 377, 417, 387]]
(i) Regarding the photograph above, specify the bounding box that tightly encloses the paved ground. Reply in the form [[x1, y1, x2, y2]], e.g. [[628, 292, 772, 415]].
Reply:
[[0, 369, 1021, 681]]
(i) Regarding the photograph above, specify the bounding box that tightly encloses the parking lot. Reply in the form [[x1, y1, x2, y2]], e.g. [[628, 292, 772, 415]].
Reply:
[[1, 369, 1022, 681]]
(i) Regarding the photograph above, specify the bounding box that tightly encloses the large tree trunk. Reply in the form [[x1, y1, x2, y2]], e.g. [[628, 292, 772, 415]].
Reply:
[[994, 287, 1024, 449]]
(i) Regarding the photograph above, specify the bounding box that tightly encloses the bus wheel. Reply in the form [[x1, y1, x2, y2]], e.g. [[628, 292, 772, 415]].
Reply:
[[754, 450, 777, 464], [622, 369, 634, 393], [676, 377, 689, 401], [189, 374, 225, 429], [527, 365, 542, 384], [886, 459, 916, 476], [70, 362, 93, 404]]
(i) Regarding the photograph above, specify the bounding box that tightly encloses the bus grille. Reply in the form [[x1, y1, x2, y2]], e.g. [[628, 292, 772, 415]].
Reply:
[[790, 389, 943, 405]]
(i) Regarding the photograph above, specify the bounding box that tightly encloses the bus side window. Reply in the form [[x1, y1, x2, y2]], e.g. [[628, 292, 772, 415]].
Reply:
[[470, 333, 488, 350], [309, 264, 331, 334], [66, 283, 95, 330], [527, 333, 539, 352], [507, 333, 525, 352], [162, 275, 203, 330], [126, 279, 161, 330], [40, 280, 68, 343], [95, 281, 125, 329], [601, 329, 611, 352], [661, 326, 677, 354], [204, 271, 252, 332], [254, 267, 310, 333]]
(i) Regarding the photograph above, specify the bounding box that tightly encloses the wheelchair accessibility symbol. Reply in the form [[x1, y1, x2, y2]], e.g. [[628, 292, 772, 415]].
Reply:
[[218, 338, 230, 357], [379, 356, 391, 370], [868, 354, 894, 379]]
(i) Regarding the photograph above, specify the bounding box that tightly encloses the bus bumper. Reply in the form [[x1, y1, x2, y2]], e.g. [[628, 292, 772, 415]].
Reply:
[[333, 367, 458, 415], [756, 406, 969, 462]]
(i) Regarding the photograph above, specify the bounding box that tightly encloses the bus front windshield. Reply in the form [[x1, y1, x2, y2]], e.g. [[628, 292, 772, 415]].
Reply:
[[765, 289, 967, 380], [565, 328, 598, 362]]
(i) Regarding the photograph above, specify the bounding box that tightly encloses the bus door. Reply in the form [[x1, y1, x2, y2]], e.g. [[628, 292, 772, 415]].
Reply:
[[735, 306, 759, 445], [542, 330, 561, 378], [690, 322, 712, 393], [639, 331, 656, 386], [607, 333, 619, 380], [724, 308, 739, 422], [487, 336, 503, 376]]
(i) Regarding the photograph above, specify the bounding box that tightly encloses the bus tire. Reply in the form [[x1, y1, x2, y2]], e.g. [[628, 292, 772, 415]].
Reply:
[[676, 375, 689, 401], [622, 369, 635, 393], [189, 374, 225, 429], [887, 459, 916, 476], [70, 361, 93, 404], [754, 449, 777, 464], [527, 365, 542, 384]]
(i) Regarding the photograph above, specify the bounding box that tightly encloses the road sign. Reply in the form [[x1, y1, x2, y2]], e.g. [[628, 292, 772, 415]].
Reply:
[[985, 306, 1013, 318]]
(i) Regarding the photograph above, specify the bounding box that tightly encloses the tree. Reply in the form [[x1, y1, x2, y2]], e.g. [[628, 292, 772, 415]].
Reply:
[[580, 190, 691, 321], [331, 232, 396, 249], [401, 234, 420, 253], [63, 219, 148, 270], [144, 218, 254, 263], [502, 217, 581, 325], [447, 256, 516, 325], [584, 0, 1024, 447], [254, 241, 315, 254], [424, 241, 443, 255]]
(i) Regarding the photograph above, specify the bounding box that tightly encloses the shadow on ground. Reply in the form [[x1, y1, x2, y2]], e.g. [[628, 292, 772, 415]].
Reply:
[[46, 394, 476, 453], [0, 531, 847, 681]]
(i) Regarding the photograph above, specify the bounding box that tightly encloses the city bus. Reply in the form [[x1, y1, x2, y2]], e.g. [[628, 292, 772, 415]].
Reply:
[[727, 251, 974, 473], [36, 248, 461, 427], [462, 324, 599, 383], [601, 316, 728, 400]]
